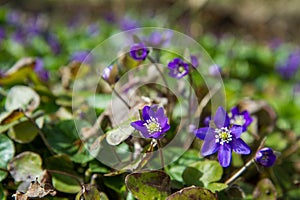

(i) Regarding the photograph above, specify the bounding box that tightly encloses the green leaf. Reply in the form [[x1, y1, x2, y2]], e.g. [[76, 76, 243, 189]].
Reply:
[[206, 182, 228, 192], [0, 184, 5, 200], [182, 167, 204, 187], [253, 178, 277, 200], [193, 160, 223, 185], [0, 134, 15, 181], [106, 126, 134, 146], [76, 184, 108, 200], [5, 85, 40, 112], [43, 120, 94, 163], [88, 160, 109, 173], [167, 165, 186, 183], [87, 94, 111, 110], [45, 155, 81, 194], [166, 186, 217, 200], [8, 151, 43, 182], [125, 170, 171, 200], [8, 120, 39, 143]]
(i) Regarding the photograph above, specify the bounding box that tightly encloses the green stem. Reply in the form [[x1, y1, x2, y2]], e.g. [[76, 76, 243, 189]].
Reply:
[[157, 139, 165, 170]]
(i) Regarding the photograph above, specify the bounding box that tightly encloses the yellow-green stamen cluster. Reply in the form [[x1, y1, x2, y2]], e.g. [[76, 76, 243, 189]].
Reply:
[[144, 116, 162, 134], [230, 115, 245, 126], [215, 127, 232, 145]]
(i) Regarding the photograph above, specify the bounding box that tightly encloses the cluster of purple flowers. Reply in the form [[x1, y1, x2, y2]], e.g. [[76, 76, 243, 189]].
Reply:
[[194, 107, 252, 167]]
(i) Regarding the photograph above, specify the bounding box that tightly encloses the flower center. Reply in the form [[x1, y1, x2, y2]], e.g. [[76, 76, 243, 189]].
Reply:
[[215, 127, 232, 145], [230, 115, 245, 126], [178, 66, 185, 73], [144, 116, 162, 134]]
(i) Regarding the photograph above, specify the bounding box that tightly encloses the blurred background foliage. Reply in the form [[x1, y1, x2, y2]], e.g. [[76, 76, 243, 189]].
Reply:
[[0, 0, 300, 199]]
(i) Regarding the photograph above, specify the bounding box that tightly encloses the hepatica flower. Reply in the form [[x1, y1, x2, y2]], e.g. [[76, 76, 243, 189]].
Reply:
[[194, 107, 251, 167], [168, 58, 189, 79], [71, 51, 93, 64], [34, 58, 49, 81], [131, 105, 170, 139], [277, 50, 300, 79], [230, 107, 253, 132], [255, 147, 277, 167], [129, 43, 149, 61]]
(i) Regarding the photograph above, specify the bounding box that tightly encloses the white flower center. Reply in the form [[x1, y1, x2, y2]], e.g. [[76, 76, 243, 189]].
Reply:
[[230, 115, 245, 126], [144, 116, 162, 134], [215, 127, 232, 145]]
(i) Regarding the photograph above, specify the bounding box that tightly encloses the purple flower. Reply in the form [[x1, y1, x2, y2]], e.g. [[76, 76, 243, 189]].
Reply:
[[277, 50, 300, 79], [70, 51, 93, 64], [120, 17, 139, 31], [46, 33, 61, 55], [102, 65, 113, 81], [194, 107, 251, 167], [129, 43, 149, 61], [34, 58, 49, 81], [190, 55, 199, 68], [0, 27, 5, 43], [131, 105, 170, 139], [146, 30, 173, 47], [230, 107, 253, 132], [168, 58, 189, 79], [12, 29, 27, 44], [6, 10, 21, 25], [87, 23, 100, 37], [255, 147, 276, 167], [209, 64, 221, 76], [203, 116, 211, 127]]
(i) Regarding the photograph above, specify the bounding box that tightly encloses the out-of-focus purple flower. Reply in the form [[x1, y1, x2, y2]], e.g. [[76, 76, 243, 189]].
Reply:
[[70, 51, 93, 64], [255, 147, 277, 167], [12, 29, 27, 44], [194, 107, 251, 167], [277, 50, 300, 79], [230, 107, 252, 132], [190, 55, 199, 68], [34, 58, 49, 81], [104, 13, 116, 23], [102, 65, 113, 81], [129, 43, 149, 60], [120, 17, 139, 31], [87, 23, 100, 37], [203, 116, 211, 127], [26, 16, 43, 36], [168, 58, 189, 79], [269, 38, 282, 50], [0, 27, 6, 43], [6, 10, 21, 25], [209, 64, 222, 77], [46, 33, 61, 55], [131, 105, 170, 139], [146, 30, 173, 48]]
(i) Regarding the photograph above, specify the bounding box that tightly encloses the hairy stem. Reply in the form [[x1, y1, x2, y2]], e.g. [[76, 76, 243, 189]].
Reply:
[[157, 139, 165, 170]]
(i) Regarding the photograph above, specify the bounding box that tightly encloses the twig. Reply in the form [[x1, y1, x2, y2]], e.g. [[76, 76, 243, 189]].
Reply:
[[194, 84, 221, 118], [112, 86, 131, 109], [47, 169, 83, 185], [224, 137, 267, 185], [0, 167, 8, 172], [147, 55, 169, 90], [23, 112, 55, 155]]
